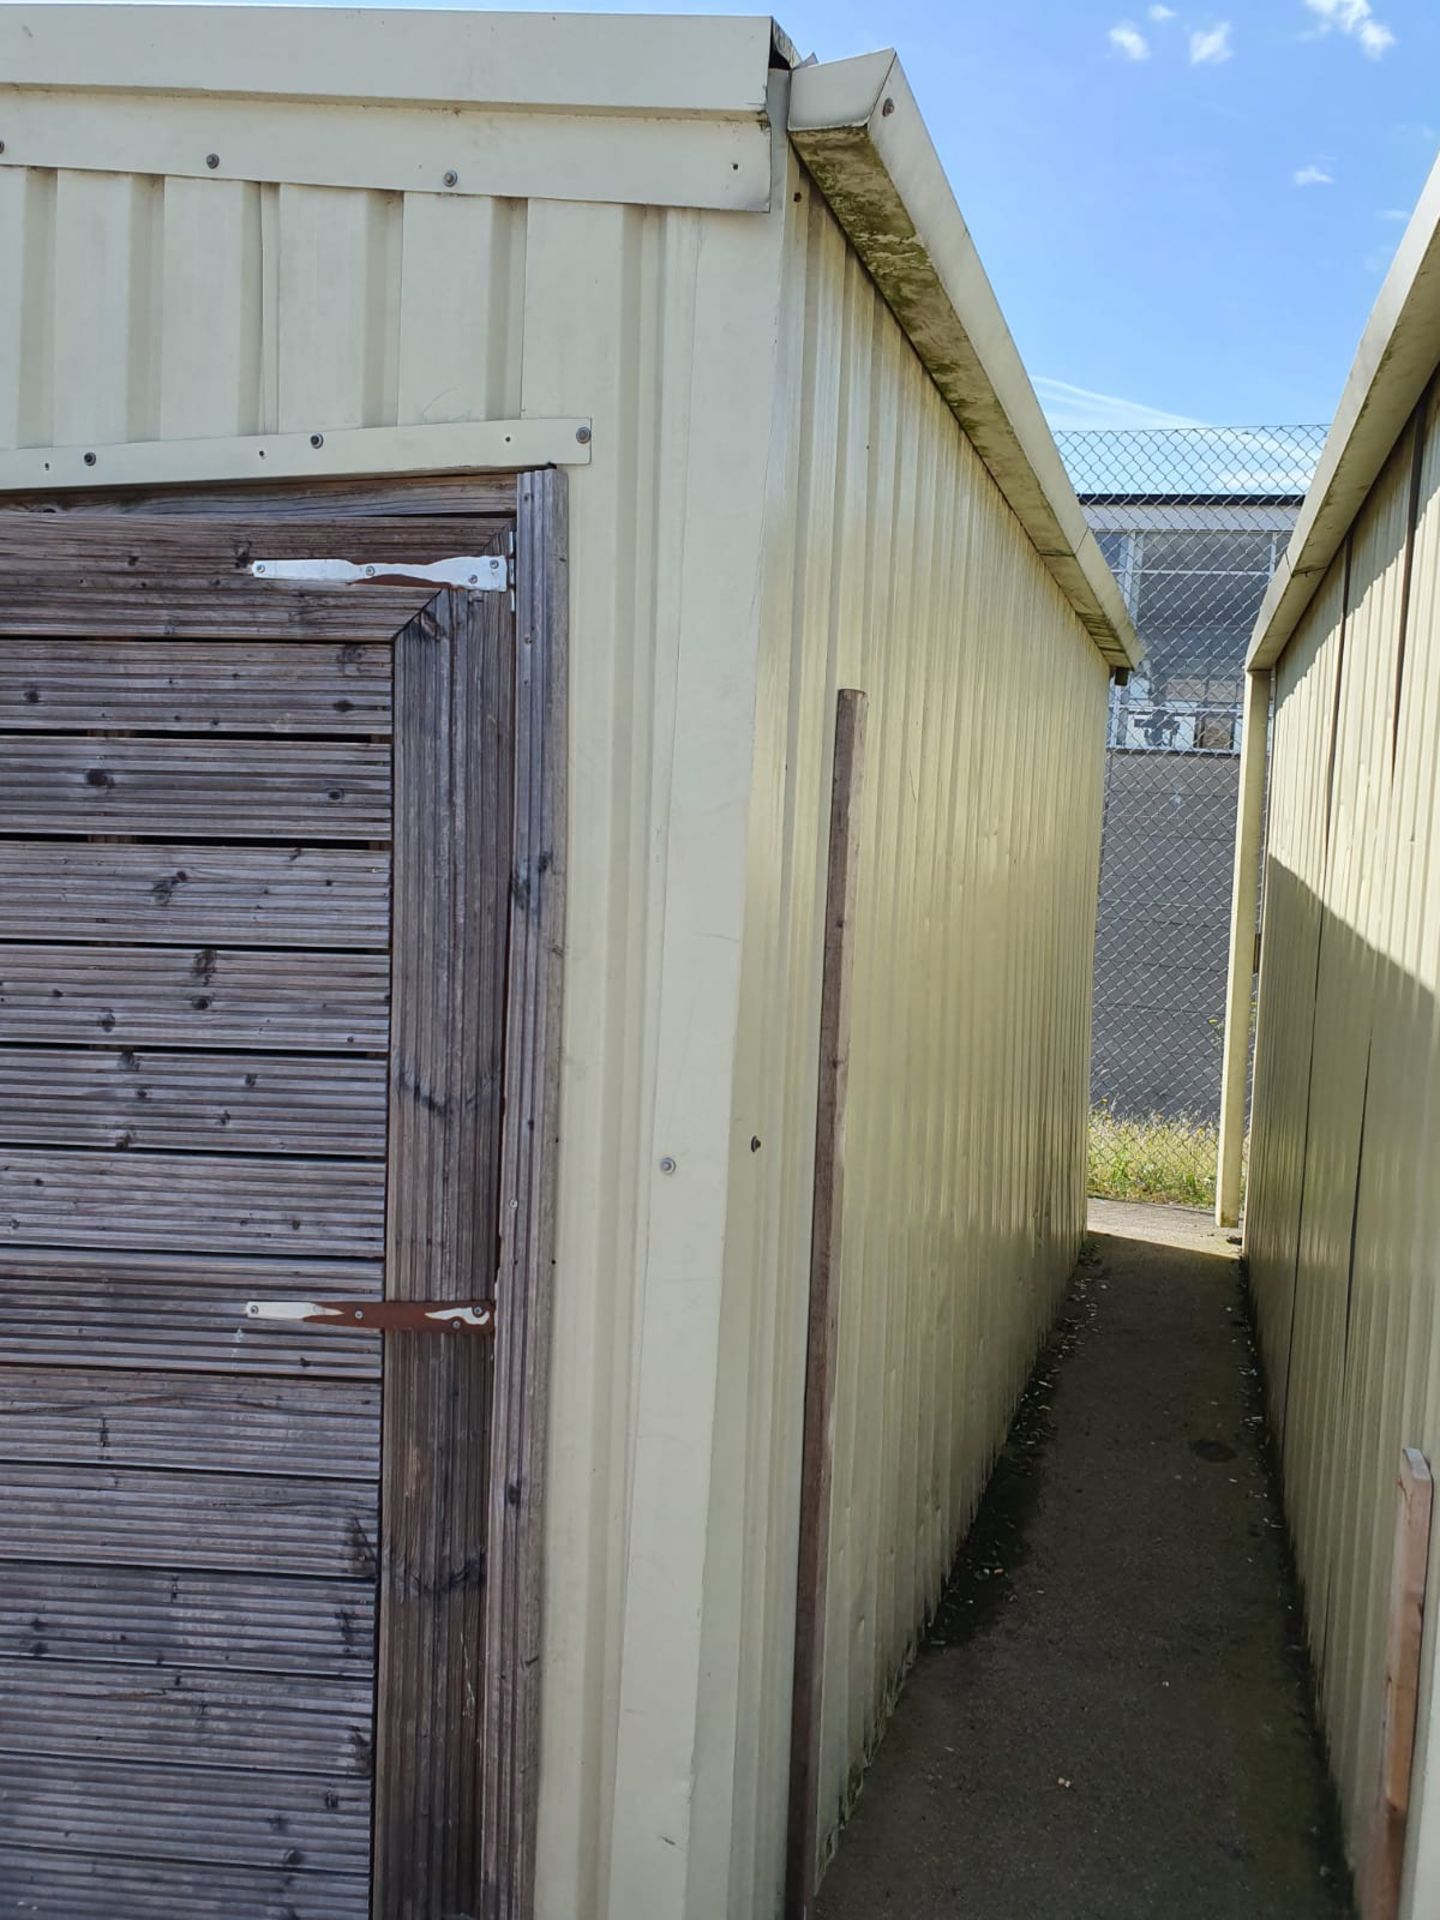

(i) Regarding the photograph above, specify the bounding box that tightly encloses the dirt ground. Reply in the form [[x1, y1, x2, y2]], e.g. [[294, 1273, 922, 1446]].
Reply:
[[816, 1200, 1352, 1920]]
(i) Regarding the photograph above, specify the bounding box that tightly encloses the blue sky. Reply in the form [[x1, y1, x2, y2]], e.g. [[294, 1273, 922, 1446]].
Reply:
[[53, 0, 1440, 430], [778, 0, 1440, 429]]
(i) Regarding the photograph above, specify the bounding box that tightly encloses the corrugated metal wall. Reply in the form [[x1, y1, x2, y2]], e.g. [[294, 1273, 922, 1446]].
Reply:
[[0, 157, 796, 1920], [1247, 387, 1440, 1913], [0, 170, 531, 440], [0, 138, 1111, 1920], [700, 164, 1110, 1912]]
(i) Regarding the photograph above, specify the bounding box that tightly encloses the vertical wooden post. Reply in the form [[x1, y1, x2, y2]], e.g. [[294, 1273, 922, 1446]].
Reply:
[[482, 470, 568, 1920], [786, 688, 868, 1920], [1216, 666, 1271, 1228], [374, 587, 515, 1919], [1361, 1447, 1434, 1920]]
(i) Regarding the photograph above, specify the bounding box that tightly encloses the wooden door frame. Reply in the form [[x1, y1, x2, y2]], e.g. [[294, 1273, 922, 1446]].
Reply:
[[482, 467, 568, 1920], [0, 466, 567, 1920]]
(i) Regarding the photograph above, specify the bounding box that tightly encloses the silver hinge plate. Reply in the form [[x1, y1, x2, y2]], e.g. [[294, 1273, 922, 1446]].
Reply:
[[250, 555, 507, 590], [244, 1298, 495, 1332]]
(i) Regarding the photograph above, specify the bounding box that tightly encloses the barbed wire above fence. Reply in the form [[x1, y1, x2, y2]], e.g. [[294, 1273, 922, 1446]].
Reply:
[[1056, 426, 1329, 1208]]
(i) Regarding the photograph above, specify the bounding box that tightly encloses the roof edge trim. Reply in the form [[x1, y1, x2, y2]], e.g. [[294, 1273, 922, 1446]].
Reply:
[[0, 5, 778, 118], [1249, 152, 1440, 670], [787, 53, 1139, 669]]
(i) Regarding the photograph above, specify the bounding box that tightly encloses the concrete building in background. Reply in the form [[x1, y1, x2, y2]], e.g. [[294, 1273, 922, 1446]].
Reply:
[[1057, 428, 1324, 1126], [0, 12, 1136, 1919], [1228, 153, 1440, 1917]]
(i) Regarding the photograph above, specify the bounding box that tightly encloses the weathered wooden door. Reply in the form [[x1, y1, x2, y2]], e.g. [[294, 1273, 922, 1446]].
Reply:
[[0, 478, 562, 1920]]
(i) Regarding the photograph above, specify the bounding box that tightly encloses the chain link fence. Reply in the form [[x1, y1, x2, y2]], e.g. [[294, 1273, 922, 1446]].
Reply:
[[1055, 426, 1328, 1208]]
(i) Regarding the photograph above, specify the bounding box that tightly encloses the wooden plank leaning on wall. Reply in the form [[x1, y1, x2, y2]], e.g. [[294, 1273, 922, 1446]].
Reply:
[[1361, 1447, 1434, 1920], [787, 687, 869, 1920]]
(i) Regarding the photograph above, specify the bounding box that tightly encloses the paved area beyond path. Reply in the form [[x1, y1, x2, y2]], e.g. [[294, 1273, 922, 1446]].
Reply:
[[816, 1200, 1352, 1920]]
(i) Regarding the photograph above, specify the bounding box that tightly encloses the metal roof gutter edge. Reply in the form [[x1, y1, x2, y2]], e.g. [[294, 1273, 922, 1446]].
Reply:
[[786, 52, 1139, 671], [1248, 152, 1440, 671]]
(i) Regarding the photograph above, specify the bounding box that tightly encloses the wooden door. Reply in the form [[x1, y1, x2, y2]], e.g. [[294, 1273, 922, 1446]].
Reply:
[[0, 481, 563, 1920]]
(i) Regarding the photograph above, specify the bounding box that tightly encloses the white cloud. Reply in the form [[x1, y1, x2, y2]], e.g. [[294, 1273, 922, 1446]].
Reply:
[[1302, 0, 1395, 58], [1148, 4, 1177, 17], [1380, 208, 1410, 222], [1034, 378, 1206, 432], [1189, 21, 1233, 63], [1108, 21, 1150, 59], [1293, 164, 1335, 186]]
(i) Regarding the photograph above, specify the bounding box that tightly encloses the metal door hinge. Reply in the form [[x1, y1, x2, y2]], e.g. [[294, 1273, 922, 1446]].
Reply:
[[250, 556, 507, 591], [245, 1299, 495, 1332]]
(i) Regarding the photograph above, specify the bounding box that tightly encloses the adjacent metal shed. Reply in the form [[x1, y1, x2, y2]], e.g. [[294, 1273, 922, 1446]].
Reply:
[[0, 12, 1136, 1918], [1223, 150, 1440, 1919]]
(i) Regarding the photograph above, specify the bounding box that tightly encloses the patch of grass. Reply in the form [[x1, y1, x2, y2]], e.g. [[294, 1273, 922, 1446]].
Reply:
[[1088, 1105, 1225, 1210]]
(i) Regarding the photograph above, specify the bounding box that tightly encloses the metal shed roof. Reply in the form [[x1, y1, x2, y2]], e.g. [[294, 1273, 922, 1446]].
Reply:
[[1249, 149, 1440, 669], [790, 51, 1137, 667]]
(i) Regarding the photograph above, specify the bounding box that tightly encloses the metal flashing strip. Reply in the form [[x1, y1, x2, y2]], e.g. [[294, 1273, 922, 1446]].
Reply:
[[0, 419, 592, 493], [0, 87, 773, 215], [0, 7, 777, 117]]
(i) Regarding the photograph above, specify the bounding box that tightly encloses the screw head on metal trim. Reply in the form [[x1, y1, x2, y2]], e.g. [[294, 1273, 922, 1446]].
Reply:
[[659, 1156, 677, 1175], [83, 451, 97, 467], [575, 425, 592, 445], [0, 142, 7, 155], [205, 152, 220, 169], [443, 169, 459, 188], [881, 97, 895, 116], [310, 432, 324, 449]]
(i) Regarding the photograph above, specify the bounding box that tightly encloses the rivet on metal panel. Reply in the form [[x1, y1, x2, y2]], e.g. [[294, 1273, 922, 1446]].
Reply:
[[83, 452, 97, 468], [575, 426, 593, 446], [310, 433, 325, 449], [443, 170, 459, 188], [205, 152, 220, 170], [659, 1156, 677, 1175], [882, 97, 896, 116], [751, 1136, 763, 1152], [0, 142, 6, 155]]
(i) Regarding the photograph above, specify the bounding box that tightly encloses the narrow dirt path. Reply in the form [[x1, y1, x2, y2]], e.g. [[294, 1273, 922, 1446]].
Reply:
[[816, 1200, 1351, 1920]]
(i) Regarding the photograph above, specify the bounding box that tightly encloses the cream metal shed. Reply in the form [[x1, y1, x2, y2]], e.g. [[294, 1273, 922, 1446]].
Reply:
[[1221, 150, 1440, 1920], [0, 11, 1136, 1919]]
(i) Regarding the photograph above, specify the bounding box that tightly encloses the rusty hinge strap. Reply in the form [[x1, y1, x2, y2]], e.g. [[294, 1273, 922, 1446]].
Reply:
[[244, 1299, 495, 1332]]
